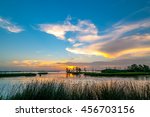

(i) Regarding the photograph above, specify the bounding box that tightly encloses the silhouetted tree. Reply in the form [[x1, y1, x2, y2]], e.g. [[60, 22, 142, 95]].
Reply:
[[143, 64, 150, 72], [78, 67, 81, 73], [66, 68, 70, 73], [84, 68, 87, 72], [127, 64, 150, 72]]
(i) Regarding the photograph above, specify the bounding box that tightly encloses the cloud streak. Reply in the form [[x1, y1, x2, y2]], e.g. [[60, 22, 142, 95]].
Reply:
[[65, 18, 150, 58], [39, 14, 150, 59], [12, 60, 66, 70], [0, 17, 23, 33]]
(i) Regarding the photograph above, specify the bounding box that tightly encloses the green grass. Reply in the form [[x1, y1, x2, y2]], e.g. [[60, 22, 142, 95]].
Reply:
[[84, 72, 150, 77], [3, 80, 150, 100], [0, 73, 37, 78]]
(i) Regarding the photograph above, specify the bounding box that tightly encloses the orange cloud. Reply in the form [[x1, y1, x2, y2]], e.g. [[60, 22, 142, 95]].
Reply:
[[12, 60, 67, 70], [112, 47, 150, 58]]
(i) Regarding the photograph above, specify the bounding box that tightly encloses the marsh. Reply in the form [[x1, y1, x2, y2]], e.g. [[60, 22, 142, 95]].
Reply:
[[0, 72, 150, 100]]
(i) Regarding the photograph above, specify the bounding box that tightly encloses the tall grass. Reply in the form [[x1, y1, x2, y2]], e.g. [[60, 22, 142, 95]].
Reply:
[[5, 80, 150, 100]]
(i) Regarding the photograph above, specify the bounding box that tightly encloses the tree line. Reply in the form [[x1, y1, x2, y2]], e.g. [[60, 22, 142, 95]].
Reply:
[[101, 64, 150, 73], [66, 64, 150, 73]]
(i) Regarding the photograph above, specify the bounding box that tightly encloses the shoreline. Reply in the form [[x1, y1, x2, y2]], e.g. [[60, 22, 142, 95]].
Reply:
[[69, 72, 150, 77], [0, 73, 37, 78]]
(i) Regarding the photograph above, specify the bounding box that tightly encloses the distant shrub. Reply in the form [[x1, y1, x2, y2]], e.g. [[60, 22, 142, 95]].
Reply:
[[101, 64, 150, 73]]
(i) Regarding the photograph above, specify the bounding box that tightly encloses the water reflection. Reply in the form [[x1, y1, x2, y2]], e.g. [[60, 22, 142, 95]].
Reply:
[[0, 72, 150, 85], [66, 73, 82, 78]]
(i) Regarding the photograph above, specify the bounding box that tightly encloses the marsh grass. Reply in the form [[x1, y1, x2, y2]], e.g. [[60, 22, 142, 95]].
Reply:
[[4, 80, 150, 100]]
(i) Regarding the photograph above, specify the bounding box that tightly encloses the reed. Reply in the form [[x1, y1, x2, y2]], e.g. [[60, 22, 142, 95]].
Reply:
[[5, 80, 150, 100]]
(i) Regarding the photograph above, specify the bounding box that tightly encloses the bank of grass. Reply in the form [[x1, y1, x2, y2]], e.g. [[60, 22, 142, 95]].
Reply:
[[6, 80, 150, 100], [0, 73, 37, 78], [84, 72, 150, 77]]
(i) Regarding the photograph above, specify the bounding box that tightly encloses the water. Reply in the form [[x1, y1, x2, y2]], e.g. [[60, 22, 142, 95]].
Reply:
[[0, 72, 150, 97]]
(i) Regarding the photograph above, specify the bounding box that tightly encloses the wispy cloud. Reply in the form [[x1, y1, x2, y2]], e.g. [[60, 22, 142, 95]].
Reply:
[[38, 17, 99, 42], [39, 13, 150, 59], [0, 17, 23, 33], [66, 21, 150, 58], [12, 60, 67, 70], [13, 60, 55, 67]]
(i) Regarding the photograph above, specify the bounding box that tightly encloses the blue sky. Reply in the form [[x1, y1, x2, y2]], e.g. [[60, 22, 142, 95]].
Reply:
[[0, 0, 150, 70]]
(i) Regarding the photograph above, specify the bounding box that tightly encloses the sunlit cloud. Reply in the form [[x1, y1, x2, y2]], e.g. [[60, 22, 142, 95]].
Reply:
[[39, 13, 150, 59], [67, 34, 150, 58], [66, 18, 150, 58], [78, 35, 100, 42], [0, 17, 24, 33], [113, 47, 150, 58], [68, 38, 75, 43], [38, 17, 99, 42], [39, 23, 77, 39], [12, 60, 67, 70], [73, 43, 84, 47], [66, 47, 111, 58], [13, 60, 63, 67]]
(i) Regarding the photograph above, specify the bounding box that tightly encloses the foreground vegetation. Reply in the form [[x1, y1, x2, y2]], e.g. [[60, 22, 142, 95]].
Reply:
[[0, 73, 37, 78], [1, 80, 150, 100]]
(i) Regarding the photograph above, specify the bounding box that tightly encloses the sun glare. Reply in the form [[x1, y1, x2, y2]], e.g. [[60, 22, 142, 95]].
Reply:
[[67, 66, 76, 69]]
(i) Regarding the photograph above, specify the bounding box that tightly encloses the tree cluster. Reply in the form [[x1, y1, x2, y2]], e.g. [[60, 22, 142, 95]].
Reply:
[[66, 67, 82, 73], [127, 64, 150, 72]]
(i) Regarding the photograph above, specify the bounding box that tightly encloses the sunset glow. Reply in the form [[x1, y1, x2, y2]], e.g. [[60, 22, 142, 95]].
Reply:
[[67, 66, 76, 69], [0, 0, 150, 71]]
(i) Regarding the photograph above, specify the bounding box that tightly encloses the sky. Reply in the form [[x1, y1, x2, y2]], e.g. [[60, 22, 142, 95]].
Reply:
[[0, 0, 150, 71]]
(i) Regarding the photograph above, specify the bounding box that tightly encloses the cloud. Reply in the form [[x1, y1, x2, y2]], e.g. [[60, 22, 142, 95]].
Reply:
[[39, 14, 150, 59], [66, 18, 150, 58], [0, 17, 23, 33], [68, 38, 75, 43], [13, 60, 54, 67], [9, 58, 150, 71], [73, 43, 84, 47], [78, 35, 100, 42], [67, 34, 150, 58], [12, 60, 67, 70], [66, 45, 111, 58], [39, 18, 99, 42], [39, 23, 78, 39], [100, 34, 150, 54]]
